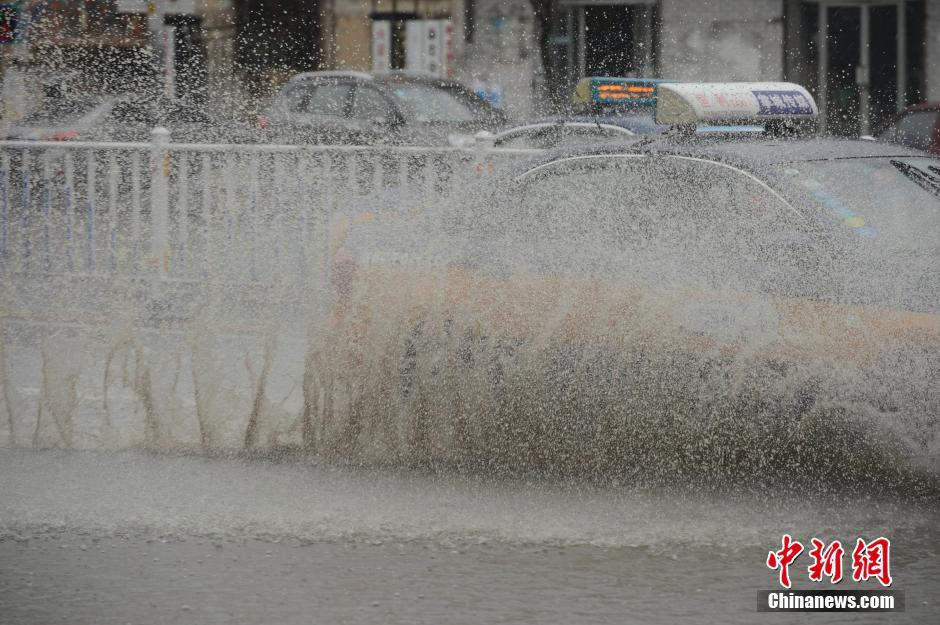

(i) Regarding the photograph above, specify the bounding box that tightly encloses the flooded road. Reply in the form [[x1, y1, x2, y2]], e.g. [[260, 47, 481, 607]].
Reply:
[[1, 448, 938, 624]]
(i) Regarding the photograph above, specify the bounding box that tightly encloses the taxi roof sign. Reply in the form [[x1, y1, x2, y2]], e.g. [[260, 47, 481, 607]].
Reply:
[[655, 82, 818, 125], [574, 77, 676, 107]]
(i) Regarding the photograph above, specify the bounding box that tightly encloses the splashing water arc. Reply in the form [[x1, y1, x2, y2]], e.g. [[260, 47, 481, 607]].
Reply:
[[0, 141, 937, 492]]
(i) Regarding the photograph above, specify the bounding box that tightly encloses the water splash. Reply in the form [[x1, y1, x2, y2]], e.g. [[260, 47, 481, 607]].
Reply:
[[0, 143, 937, 497]]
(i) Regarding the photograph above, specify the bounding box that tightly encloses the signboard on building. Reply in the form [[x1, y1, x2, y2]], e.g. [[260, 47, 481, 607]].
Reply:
[[371, 20, 391, 74], [404, 19, 453, 78], [0, 3, 21, 44]]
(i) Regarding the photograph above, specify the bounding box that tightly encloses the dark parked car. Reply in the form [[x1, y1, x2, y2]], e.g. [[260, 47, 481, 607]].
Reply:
[[2, 93, 116, 141], [483, 118, 642, 150], [3, 90, 260, 144], [262, 71, 507, 146], [875, 103, 940, 155], [98, 97, 263, 143]]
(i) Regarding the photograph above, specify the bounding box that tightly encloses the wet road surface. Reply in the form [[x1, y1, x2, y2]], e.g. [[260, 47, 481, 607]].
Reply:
[[1, 449, 937, 624]]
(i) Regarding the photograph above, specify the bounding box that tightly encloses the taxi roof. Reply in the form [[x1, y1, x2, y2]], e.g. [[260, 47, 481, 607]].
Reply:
[[524, 135, 934, 171], [664, 136, 931, 165]]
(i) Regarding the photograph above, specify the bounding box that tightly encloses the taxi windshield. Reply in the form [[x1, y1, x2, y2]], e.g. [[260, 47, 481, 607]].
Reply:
[[775, 157, 940, 252]]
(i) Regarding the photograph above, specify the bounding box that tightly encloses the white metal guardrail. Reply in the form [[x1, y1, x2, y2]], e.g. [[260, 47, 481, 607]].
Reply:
[[0, 132, 536, 289], [0, 134, 537, 451]]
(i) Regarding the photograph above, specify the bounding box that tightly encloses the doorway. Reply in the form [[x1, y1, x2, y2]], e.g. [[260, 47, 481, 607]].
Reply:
[[551, 1, 657, 102], [583, 6, 634, 77], [808, 1, 926, 136], [166, 15, 207, 102]]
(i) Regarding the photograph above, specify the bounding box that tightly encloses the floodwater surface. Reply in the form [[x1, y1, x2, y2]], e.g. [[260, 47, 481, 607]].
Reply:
[[1, 448, 937, 624]]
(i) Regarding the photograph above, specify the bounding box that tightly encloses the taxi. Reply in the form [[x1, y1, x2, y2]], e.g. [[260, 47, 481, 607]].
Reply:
[[312, 82, 939, 473]]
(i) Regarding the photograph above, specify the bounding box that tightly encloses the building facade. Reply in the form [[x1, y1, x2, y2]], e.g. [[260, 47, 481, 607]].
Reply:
[[22, 0, 237, 101], [325, 0, 542, 117], [326, 0, 936, 132], [6, 0, 939, 130], [545, 0, 933, 133]]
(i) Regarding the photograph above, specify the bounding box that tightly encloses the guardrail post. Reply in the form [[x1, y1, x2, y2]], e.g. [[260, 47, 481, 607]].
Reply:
[[150, 126, 171, 278], [1, 152, 9, 274]]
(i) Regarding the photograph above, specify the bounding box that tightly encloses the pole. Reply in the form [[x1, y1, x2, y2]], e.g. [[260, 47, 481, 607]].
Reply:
[[144, 1, 176, 99], [817, 2, 828, 135], [392, 0, 399, 69], [150, 126, 171, 278], [162, 24, 175, 99], [2, 0, 29, 133], [577, 7, 585, 78], [858, 4, 870, 135], [148, 2, 163, 89], [896, 0, 906, 111]]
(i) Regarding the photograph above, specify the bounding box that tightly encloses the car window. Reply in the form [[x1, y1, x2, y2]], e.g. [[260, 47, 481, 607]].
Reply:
[[284, 83, 351, 116], [282, 85, 310, 113], [391, 85, 488, 122], [497, 131, 544, 149], [891, 111, 937, 151], [351, 87, 396, 122], [484, 155, 803, 283]]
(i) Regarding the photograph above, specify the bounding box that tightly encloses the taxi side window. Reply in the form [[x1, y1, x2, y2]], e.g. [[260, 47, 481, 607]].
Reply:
[[661, 156, 803, 244], [498, 156, 805, 280], [508, 157, 795, 240], [506, 157, 661, 246]]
